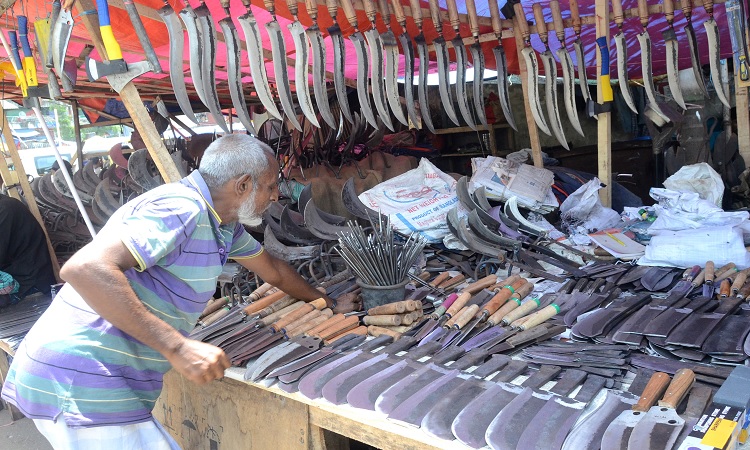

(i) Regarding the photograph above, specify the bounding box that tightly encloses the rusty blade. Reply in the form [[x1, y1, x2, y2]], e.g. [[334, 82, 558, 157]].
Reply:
[[664, 28, 686, 110], [238, 12, 283, 120]]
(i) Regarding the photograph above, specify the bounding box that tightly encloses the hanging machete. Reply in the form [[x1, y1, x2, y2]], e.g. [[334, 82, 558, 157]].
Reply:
[[428, 0, 461, 127], [636, 0, 670, 122], [611, 0, 638, 114], [379, 0, 409, 127], [487, 0, 516, 130], [411, 0, 437, 132], [324, 0, 355, 125], [569, 0, 592, 106], [515, 3, 551, 136], [535, 3, 566, 146], [703, 0, 731, 108], [158, 4, 198, 124], [362, 0, 396, 131], [194, 0, 230, 133], [286, 0, 321, 128], [390, 0, 420, 128], [340, 0, 380, 129], [446, 0, 477, 130], [550, 0, 584, 137], [179, 6, 210, 109], [663, 0, 687, 110], [302, 0, 338, 128], [682, 0, 709, 97]]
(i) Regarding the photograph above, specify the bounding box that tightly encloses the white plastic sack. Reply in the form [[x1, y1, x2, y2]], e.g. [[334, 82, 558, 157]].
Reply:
[[358, 158, 458, 242], [639, 225, 750, 269], [663, 163, 724, 206], [560, 178, 621, 233], [648, 188, 750, 233]]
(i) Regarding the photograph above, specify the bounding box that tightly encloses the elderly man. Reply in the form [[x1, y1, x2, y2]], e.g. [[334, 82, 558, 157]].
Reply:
[[2, 134, 332, 449]]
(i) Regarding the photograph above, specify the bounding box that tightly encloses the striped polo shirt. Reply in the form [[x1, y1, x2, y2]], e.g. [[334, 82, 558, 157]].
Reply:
[[1, 170, 262, 427]]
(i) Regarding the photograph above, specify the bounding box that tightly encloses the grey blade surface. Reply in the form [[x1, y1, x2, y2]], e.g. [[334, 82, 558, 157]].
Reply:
[[562, 390, 639, 450], [485, 387, 556, 450], [329, 25, 354, 124], [267, 20, 303, 131], [421, 377, 493, 440], [558, 48, 583, 136], [435, 37, 460, 126], [237, 13, 282, 120], [347, 359, 418, 410], [289, 21, 320, 128], [705, 18, 730, 108], [493, 44, 516, 130], [382, 30, 408, 127], [522, 47, 551, 136], [453, 37, 477, 130], [541, 50, 569, 150], [637, 32, 670, 123], [179, 7, 207, 107], [375, 364, 447, 414], [365, 28, 395, 131], [195, 6, 229, 133], [159, 6, 197, 124], [297, 349, 366, 399], [220, 18, 257, 135], [452, 382, 526, 448], [398, 32, 420, 128], [321, 353, 392, 404], [470, 43, 488, 126], [628, 406, 685, 450], [573, 39, 591, 104], [308, 26, 337, 128], [664, 31, 687, 110], [686, 24, 709, 97], [351, 32, 379, 129], [415, 35, 436, 132], [51, 9, 73, 92], [388, 368, 462, 426]]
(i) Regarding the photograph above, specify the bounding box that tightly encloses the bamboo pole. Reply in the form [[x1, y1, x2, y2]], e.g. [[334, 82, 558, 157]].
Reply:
[[72, 100, 83, 166], [596, 0, 612, 207]]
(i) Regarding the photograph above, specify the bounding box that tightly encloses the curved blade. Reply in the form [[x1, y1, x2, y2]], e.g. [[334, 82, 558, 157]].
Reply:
[[383, 31, 409, 127], [267, 20, 303, 131], [541, 51, 568, 149], [453, 37, 477, 130], [365, 29, 395, 131], [289, 21, 320, 128], [573, 39, 591, 103], [522, 47, 551, 136], [558, 48, 584, 137], [435, 37, 460, 126], [398, 32, 421, 128], [237, 13, 282, 120], [220, 18, 257, 135], [705, 18, 730, 108], [263, 226, 320, 260], [416, 35, 436, 132], [615, 32, 638, 114], [308, 26, 337, 128], [303, 200, 349, 240], [195, 5, 229, 133], [470, 43, 488, 126], [686, 25, 709, 97], [664, 29, 686, 110], [159, 6, 197, 124], [351, 32, 379, 129], [329, 25, 354, 124], [493, 45, 516, 130], [179, 6, 207, 107], [637, 32, 670, 123]]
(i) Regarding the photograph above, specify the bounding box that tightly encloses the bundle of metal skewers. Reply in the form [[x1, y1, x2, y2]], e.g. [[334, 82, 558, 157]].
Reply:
[[335, 217, 428, 287]]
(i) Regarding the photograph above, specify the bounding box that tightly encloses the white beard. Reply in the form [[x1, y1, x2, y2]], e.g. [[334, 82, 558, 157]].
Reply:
[[237, 191, 263, 227]]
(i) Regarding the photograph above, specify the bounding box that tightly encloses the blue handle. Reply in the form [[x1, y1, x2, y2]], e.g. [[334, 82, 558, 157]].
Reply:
[[17, 16, 32, 57], [7, 31, 24, 71], [596, 36, 610, 76], [97, 0, 111, 26]]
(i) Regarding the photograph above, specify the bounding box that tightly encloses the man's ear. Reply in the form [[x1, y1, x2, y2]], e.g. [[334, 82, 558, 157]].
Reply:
[[236, 174, 253, 195]]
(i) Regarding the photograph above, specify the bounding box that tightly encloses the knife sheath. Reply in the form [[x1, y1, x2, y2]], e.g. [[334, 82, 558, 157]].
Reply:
[[666, 297, 742, 347], [701, 314, 750, 355]]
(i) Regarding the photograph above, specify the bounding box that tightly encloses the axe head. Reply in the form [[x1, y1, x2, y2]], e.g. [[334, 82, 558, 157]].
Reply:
[[586, 99, 612, 118], [85, 56, 128, 81], [88, 60, 152, 92]]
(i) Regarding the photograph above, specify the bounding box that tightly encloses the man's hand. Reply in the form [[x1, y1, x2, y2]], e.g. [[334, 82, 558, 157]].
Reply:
[[165, 339, 231, 385], [331, 291, 361, 314]]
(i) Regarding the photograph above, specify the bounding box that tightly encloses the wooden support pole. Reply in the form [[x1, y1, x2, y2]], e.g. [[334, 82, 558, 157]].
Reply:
[[513, 13, 543, 168], [0, 152, 21, 200], [736, 74, 750, 165], [72, 100, 83, 166], [596, 0, 612, 207]]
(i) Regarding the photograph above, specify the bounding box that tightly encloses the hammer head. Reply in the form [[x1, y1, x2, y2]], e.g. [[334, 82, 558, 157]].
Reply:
[[85, 56, 128, 81]]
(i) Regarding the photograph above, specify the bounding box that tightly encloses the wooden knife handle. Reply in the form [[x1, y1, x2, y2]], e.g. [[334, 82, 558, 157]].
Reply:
[[704, 261, 715, 283], [248, 282, 274, 302], [340, 0, 359, 27], [514, 3, 530, 42], [327, 0, 339, 22], [519, 303, 560, 330], [445, 0, 460, 32], [445, 291, 472, 317], [432, 292, 458, 318], [428, 0, 444, 34], [717, 266, 740, 283], [464, 274, 499, 294], [306, 313, 345, 336], [430, 271, 452, 287], [716, 262, 735, 274], [309, 298, 328, 310], [200, 296, 229, 319], [686, 265, 702, 282], [286, 0, 299, 16], [328, 326, 368, 343], [738, 280, 750, 299], [305, 0, 318, 20], [691, 269, 706, 287], [444, 305, 468, 328], [271, 303, 314, 332], [318, 315, 360, 340], [702, 0, 714, 16], [201, 306, 231, 326], [368, 300, 408, 315], [363, 314, 402, 326], [256, 296, 298, 319], [532, 3, 547, 43], [288, 311, 331, 337], [487, 0, 502, 37], [511, 282, 534, 301], [569, 0, 581, 35], [362, 0, 378, 23], [454, 304, 480, 329], [719, 279, 731, 297], [378, 0, 391, 26], [658, 368, 695, 408], [664, 0, 675, 23], [406, 300, 421, 312], [410, 0, 423, 27], [633, 372, 671, 412], [550, 0, 565, 42], [465, 0, 479, 38], [681, 0, 693, 18], [482, 279, 528, 315], [488, 297, 521, 325], [391, 0, 406, 26], [243, 289, 288, 315], [282, 309, 322, 334], [263, 0, 276, 14], [611, 0, 625, 26], [367, 324, 402, 339], [440, 274, 466, 289], [502, 296, 541, 325], [259, 302, 305, 326], [637, 0, 649, 28], [492, 274, 522, 291]]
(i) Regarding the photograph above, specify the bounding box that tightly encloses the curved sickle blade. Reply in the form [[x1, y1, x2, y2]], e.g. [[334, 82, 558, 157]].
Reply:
[[158, 6, 197, 124], [573, 39, 591, 104], [289, 21, 320, 128], [195, 5, 229, 133], [686, 25, 709, 97], [365, 29, 395, 131], [435, 39, 460, 126], [558, 48, 583, 137], [308, 26, 337, 128], [522, 47, 551, 136], [470, 43, 488, 126], [264, 225, 320, 260], [267, 20, 303, 131], [329, 25, 354, 124], [351, 32, 379, 129], [416, 35, 436, 132], [493, 45, 516, 130], [398, 32, 420, 128], [705, 18, 730, 108], [637, 31, 671, 122], [179, 7, 207, 107], [453, 37, 477, 130], [382, 31, 409, 127], [220, 18, 257, 135], [615, 32, 638, 114], [238, 13, 282, 120], [542, 51, 569, 149], [664, 30, 686, 110]]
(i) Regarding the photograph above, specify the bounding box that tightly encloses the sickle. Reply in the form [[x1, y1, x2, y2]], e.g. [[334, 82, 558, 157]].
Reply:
[[286, 0, 320, 128], [219, 16, 257, 135], [179, 7, 208, 117], [159, 5, 197, 123], [194, 3, 229, 133], [380, 0, 409, 127], [303, 0, 337, 128], [446, 0, 476, 130]]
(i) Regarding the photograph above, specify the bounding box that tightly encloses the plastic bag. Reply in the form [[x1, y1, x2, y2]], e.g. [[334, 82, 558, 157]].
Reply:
[[639, 225, 750, 269], [662, 163, 724, 206], [560, 178, 621, 233]]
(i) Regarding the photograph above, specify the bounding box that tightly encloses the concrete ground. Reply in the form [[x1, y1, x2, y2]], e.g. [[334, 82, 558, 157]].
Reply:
[[0, 408, 52, 450]]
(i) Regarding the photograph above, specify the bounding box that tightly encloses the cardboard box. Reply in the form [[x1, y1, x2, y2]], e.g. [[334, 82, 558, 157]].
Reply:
[[676, 403, 745, 450]]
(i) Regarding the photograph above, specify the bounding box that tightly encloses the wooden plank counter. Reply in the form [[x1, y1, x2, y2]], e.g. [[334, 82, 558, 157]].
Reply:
[[154, 367, 463, 450]]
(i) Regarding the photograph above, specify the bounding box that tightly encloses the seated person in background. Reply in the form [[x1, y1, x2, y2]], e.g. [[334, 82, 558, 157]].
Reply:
[[0, 194, 56, 307]]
